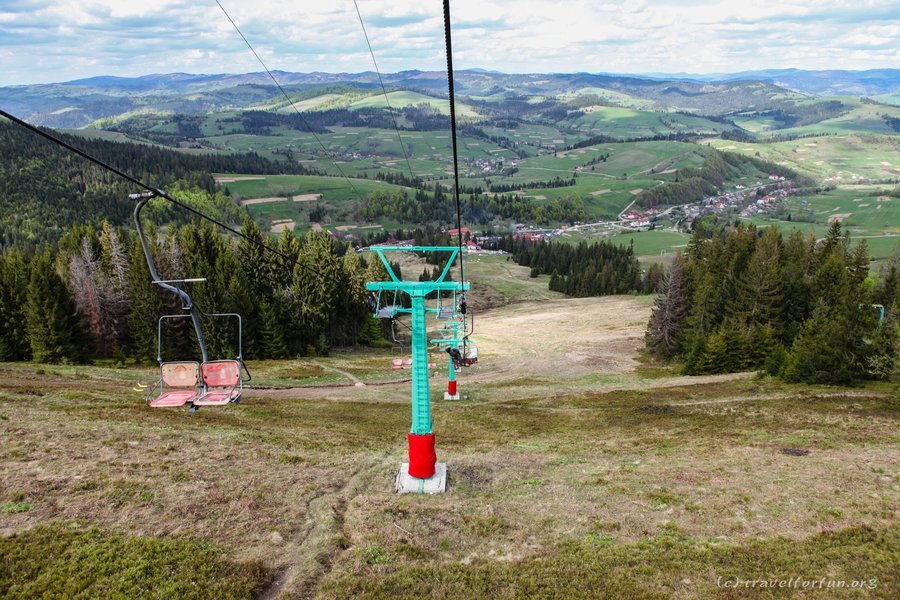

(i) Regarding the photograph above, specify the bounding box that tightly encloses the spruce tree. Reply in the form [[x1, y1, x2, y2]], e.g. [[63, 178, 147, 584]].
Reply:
[[127, 232, 165, 363], [0, 250, 31, 360], [25, 250, 84, 363]]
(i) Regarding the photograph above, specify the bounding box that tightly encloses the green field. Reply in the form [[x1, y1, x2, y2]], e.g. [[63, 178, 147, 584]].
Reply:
[[558, 87, 658, 110], [761, 99, 900, 138], [741, 185, 900, 261], [708, 134, 900, 184], [569, 106, 732, 138], [347, 90, 480, 118]]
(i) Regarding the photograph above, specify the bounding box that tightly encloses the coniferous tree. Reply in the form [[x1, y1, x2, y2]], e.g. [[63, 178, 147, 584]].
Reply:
[[646, 253, 688, 358], [25, 250, 84, 363], [736, 226, 783, 335], [127, 234, 165, 364], [0, 249, 31, 360]]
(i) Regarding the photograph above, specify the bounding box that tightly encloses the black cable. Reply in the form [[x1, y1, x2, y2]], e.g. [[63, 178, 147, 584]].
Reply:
[[442, 0, 465, 286], [214, 0, 366, 201], [352, 0, 416, 184], [442, 0, 469, 355], [0, 109, 326, 278]]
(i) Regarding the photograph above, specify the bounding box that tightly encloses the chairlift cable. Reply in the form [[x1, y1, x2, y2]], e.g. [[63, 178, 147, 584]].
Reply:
[[214, 0, 366, 202], [0, 109, 328, 279], [442, 0, 465, 286], [351, 0, 417, 183]]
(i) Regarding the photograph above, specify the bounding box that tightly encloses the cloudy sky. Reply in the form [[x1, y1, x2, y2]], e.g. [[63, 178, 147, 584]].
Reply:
[[1, 0, 898, 86]]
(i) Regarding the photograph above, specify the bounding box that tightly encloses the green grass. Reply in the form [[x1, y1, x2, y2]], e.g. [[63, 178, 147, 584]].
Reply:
[[1, 354, 897, 598], [347, 91, 479, 118], [707, 134, 900, 184], [320, 523, 898, 599], [779, 186, 900, 235], [516, 140, 702, 178], [761, 100, 900, 138], [742, 185, 900, 261], [558, 87, 657, 110], [0, 523, 271, 599], [462, 253, 565, 305], [608, 229, 691, 257], [872, 94, 900, 107], [568, 106, 732, 139]]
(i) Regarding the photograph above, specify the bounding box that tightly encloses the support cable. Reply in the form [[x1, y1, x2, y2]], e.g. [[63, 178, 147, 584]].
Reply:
[[352, 0, 417, 183]]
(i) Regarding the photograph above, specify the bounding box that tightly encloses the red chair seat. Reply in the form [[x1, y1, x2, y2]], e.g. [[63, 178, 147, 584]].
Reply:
[[194, 390, 241, 406], [149, 390, 197, 408]]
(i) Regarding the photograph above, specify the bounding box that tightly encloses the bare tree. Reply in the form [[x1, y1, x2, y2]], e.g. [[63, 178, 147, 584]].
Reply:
[[646, 253, 688, 358]]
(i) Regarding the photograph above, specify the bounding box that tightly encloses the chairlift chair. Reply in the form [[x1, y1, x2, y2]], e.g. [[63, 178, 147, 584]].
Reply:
[[147, 361, 201, 408], [147, 312, 248, 409], [133, 191, 248, 411], [194, 359, 243, 405]]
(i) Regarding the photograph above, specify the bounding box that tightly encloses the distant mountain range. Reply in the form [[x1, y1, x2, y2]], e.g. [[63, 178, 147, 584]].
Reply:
[[642, 69, 900, 96], [3, 68, 898, 128]]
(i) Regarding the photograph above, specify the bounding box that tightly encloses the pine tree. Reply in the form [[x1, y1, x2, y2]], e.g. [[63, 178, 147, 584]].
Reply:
[[783, 306, 854, 384], [25, 250, 84, 363], [783, 250, 856, 384], [697, 329, 729, 374], [736, 226, 783, 336], [260, 299, 289, 359], [127, 232, 165, 363], [0, 250, 31, 361]]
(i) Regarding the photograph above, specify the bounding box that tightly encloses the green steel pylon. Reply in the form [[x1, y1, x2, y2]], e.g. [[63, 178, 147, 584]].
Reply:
[[366, 246, 469, 437]]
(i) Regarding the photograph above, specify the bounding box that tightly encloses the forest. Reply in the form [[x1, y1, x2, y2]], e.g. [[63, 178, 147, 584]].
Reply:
[[0, 217, 386, 364], [359, 186, 589, 226], [0, 122, 310, 245], [499, 236, 660, 296], [635, 149, 811, 209], [645, 220, 898, 385]]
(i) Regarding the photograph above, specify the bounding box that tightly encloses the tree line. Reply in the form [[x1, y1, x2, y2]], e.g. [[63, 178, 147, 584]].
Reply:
[[238, 104, 451, 136], [645, 220, 897, 384], [0, 217, 392, 364], [358, 185, 589, 226], [498, 236, 660, 296], [635, 149, 812, 209]]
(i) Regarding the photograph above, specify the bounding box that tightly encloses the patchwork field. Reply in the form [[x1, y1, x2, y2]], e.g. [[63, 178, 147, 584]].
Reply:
[[746, 186, 900, 261], [707, 134, 900, 184]]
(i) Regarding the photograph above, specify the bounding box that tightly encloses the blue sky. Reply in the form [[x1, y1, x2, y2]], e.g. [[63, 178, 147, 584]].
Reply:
[[0, 0, 898, 86]]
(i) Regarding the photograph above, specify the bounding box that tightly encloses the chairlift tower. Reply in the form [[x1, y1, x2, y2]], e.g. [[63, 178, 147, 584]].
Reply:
[[366, 246, 469, 494]]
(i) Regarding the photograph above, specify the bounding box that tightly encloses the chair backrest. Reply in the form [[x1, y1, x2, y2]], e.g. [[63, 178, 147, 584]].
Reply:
[[161, 362, 200, 388], [392, 358, 404, 368], [402, 357, 413, 367], [202, 360, 241, 387]]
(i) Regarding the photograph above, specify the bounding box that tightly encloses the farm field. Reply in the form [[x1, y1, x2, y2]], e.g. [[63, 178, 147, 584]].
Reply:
[[744, 186, 900, 261], [761, 99, 900, 138], [707, 134, 900, 184], [2, 285, 898, 598], [58, 81, 900, 262], [567, 106, 733, 138]]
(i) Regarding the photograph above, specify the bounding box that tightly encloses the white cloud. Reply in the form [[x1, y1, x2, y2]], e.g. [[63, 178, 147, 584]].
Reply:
[[0, 0, 898, 85]]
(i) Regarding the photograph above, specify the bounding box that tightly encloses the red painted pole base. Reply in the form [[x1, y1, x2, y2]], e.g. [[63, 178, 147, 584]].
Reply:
[[448, 380, 457, 396], [408, 433, 437, 479]]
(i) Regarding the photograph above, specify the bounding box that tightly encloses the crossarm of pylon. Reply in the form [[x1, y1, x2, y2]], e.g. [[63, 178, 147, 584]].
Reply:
[[366, 281, 469, 293]]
